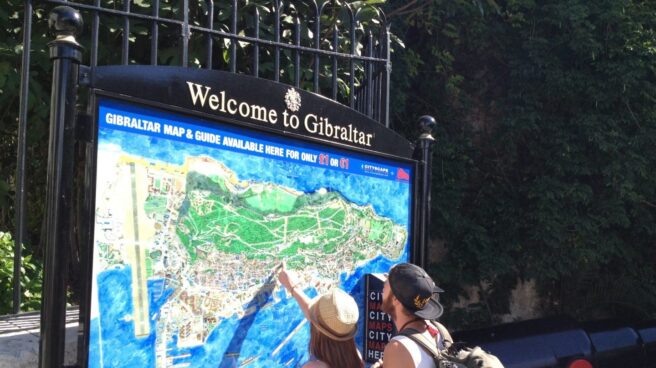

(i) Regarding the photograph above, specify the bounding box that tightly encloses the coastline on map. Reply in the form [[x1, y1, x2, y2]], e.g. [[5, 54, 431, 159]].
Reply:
[[89, 119, 412, 368], [88, 250, 406, 368]]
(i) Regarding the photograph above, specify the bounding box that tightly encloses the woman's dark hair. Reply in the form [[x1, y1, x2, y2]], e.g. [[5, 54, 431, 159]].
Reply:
[[309, 324, 363, 368]]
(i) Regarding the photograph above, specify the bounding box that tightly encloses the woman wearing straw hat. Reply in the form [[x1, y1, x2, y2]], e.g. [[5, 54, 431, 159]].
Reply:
[[278, 264, 364, 368]]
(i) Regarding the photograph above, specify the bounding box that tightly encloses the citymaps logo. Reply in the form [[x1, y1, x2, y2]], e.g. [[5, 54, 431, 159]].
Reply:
[[284, 88, 302, 112], [362, 164, 390, 177], [185, 81, 375, 148]]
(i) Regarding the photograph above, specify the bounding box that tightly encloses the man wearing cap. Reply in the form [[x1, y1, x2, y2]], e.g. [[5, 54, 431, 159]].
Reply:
[[378, 263, 449, 368]]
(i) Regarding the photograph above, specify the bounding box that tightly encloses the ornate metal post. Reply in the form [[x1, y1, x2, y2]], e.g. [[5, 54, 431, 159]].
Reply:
[[39, 6, 83, 368], [415, 116, 436, 267]]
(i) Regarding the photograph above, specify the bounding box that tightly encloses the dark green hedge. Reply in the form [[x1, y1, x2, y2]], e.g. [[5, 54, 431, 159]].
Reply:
[[387, 0, 656, 328]]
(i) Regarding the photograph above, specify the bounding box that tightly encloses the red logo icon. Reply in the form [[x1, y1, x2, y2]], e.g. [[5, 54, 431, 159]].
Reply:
[[397, 168, 410, 181]]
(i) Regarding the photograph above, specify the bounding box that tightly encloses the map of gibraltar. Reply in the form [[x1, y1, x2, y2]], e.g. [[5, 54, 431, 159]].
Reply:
[[89, 99, 412, 368]]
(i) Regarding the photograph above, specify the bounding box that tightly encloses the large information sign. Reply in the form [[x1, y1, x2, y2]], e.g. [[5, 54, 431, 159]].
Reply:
[[88, 96, 413, 367]]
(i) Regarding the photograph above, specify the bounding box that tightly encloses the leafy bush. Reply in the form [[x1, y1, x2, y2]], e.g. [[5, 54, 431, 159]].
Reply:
[[0, 231, 42, 314]]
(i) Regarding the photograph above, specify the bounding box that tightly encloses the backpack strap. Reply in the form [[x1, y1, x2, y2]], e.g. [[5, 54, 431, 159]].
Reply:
[[400, 324, 504, 368], [429, 321, 453, 349], [398, 327, 442, 366]]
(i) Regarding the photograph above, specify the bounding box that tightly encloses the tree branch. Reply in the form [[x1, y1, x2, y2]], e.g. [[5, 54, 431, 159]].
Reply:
[[624, 100, 642, 129], [641, 199, 656, 209], [387, 0, 422, 20], [393, 3, 431, 19]]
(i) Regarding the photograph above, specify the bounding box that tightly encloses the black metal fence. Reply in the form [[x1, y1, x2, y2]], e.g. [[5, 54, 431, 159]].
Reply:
[[14, 0, 391, 314]]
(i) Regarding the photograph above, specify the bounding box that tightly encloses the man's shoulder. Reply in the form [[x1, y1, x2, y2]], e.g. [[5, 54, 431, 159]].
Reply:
[[384, 337, 417, 368]]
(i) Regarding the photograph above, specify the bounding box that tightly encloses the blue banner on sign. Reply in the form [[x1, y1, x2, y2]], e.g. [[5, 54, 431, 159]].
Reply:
[[98, 98, 413, 183]]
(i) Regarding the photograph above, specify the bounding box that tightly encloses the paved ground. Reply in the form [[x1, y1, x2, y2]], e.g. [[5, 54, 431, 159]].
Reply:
[[0, 309, 78, 367]]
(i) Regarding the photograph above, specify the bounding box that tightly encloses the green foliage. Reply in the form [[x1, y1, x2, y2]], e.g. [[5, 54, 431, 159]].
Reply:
[[0, 0, 51, 256], [0, 0, 51, 313], [71, 0, 389, 104], [0, 232, 42, 314], [387, 0, 656, 328]]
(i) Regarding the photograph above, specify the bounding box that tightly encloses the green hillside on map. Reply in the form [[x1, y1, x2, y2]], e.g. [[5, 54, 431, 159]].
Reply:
[[164, 167, 405, 270]]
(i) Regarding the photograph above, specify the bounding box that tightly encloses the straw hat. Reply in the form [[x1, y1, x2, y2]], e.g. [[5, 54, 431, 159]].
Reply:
[[308, 289, 359, 341]]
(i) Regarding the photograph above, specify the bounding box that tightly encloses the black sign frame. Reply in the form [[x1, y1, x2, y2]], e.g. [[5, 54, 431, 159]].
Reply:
[[89, 66, 413, 158], [79, 65, 420, 368]]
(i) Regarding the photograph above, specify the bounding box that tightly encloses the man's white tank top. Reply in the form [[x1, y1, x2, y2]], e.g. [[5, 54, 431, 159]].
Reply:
[[390, 331, 444, 368]]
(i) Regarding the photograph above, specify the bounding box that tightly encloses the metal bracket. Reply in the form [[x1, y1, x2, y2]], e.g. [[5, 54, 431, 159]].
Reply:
[[78, 65, 91, 87]]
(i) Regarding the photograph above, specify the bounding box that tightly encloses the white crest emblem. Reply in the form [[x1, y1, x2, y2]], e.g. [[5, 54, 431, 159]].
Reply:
[[284, 88, 302, 112]]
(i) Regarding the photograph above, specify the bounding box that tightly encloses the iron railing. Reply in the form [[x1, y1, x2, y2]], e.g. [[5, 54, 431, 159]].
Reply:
[[14, 0, 391, 313]]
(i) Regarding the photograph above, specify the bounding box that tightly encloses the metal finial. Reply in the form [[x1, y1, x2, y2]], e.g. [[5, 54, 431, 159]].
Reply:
[[418, 115, 436, 135], [49, 6, 83, 39]]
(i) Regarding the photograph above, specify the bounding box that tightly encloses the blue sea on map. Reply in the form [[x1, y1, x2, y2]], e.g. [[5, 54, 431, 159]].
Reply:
[[89, 125, 411, 368]]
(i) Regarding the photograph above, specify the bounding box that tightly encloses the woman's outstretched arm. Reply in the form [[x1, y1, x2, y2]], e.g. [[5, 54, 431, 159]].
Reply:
[[277, 262, 312, 319]]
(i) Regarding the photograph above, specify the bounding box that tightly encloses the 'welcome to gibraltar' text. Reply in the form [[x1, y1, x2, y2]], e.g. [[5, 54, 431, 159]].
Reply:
[[186, 82, 373, 147]]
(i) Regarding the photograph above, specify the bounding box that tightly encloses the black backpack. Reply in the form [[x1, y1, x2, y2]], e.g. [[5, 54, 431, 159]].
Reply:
[[399, 322, 504, 368]]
